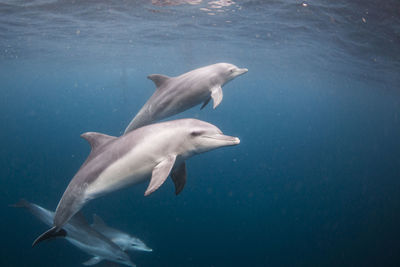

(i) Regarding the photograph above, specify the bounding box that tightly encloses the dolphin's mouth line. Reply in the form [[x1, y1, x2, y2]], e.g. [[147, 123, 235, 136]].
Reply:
[[134, 245, 153, 252], [235, 68, 248, 76], [201, 134, 240, 144]]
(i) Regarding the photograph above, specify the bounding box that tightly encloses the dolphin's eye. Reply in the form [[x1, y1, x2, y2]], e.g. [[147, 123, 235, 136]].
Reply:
[[191, 131, 203, 137], [230, 69, 234, 73]]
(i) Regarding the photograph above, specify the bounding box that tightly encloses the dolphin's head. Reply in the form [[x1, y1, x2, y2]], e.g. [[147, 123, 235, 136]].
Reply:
[[182, 119, 240, 155], [110, 233, 153, 253], [213, 63, 248, 85], [129, 237, 153, 252]]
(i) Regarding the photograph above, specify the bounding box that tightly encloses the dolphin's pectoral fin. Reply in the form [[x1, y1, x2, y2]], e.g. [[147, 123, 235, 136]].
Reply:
[[32, 226, 67, 247], [171, 162, 187, 195], [92, 214, 107, 227], [148, 74, 170, 88], [200, 97, 211, 110], [145, 155, 177, 196], [83, 256, 102, 266], [211, 86, 223, 109]]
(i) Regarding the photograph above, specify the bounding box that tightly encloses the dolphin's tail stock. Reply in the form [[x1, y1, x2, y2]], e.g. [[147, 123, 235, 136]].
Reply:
[[32, 226, 67, 247], [124, 112, 148, 134]]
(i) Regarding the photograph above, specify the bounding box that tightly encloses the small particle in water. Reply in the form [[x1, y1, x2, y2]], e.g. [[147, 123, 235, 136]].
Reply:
[[302, 2, 308, 7], [362, 17, 366, 23], [76, 29, 80, 35]]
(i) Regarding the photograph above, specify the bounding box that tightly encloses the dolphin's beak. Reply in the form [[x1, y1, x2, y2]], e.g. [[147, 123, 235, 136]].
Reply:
[[201, 134, 240, 146], [134, 244, 153, 252], [140, 245, 153, 252], [236, 68, 248, 76]]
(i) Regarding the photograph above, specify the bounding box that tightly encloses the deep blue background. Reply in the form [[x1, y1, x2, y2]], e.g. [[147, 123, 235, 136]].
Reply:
[[1, 0, 400, 266]]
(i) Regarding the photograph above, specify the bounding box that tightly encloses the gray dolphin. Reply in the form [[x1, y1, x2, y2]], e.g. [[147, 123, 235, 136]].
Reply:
[[124, 63, 248, 134], [33, 119, 240, 246], [12, 200, 135, 267], [91, 214, 152, 252]]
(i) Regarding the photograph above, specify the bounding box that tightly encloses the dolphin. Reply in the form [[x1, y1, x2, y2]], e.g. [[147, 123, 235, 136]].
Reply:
[[124, 63, 248, 134], [33, 119, 240, 246], [12, 200, 135, 267], [91, 214, 152, 252]]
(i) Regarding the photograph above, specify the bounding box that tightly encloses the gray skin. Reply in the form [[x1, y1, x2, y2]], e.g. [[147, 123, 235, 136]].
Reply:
[[33, 119, 240, 246], [124, 63, 248, 134], [12, 200, 135, 267], [91, 214, 152, 252]]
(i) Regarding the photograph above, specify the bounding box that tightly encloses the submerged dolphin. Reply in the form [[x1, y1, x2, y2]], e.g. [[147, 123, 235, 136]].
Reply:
[[33, 119, 240, 246], [124, 63, 248, 133], [91, 214, 152, 252], [12, 200, 135, 267]]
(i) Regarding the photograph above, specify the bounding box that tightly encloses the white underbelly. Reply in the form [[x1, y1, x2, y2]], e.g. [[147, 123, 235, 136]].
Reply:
[[85, 150, 158, 198]]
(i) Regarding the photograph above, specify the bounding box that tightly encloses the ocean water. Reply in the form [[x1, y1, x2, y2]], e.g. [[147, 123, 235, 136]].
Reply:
[[1, 0, 400, 266]]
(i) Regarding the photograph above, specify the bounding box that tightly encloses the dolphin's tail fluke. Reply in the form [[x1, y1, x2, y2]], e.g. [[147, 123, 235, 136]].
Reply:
[[9, 199, 30, 208], [32, 226, 67, 247]]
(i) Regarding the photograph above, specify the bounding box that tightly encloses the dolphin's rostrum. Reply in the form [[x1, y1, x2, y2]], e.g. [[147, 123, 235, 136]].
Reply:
[[124, 63, 248, 133], [33, 119, 240, 246]]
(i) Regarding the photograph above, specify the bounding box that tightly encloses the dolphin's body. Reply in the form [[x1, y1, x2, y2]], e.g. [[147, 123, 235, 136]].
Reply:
[[124, 63, 248, 133], [91, 214, 152, 252], [33, 119, 240, 246], [12, 200, 135, 267]]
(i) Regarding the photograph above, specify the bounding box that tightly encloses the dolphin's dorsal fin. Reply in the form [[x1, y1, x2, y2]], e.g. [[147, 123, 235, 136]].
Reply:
[[70, 211, 89, 226], [83, 256, 102, 266], [92, 214, 107, 227], [171, 162, 187, 195], [81, 132, 116, 151], [10, 199, 30, 208], [145, 154, 176, 196], [148, 74, 170, 88]]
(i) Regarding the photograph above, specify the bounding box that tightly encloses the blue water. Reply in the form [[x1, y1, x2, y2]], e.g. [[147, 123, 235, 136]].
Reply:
[[1, 0, 400, 266]]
